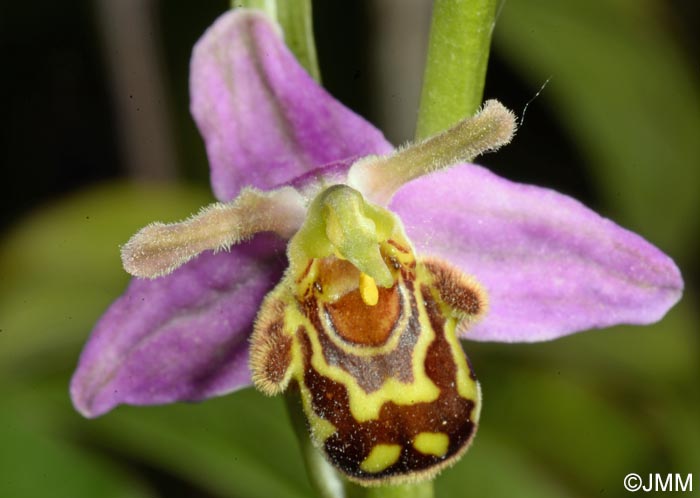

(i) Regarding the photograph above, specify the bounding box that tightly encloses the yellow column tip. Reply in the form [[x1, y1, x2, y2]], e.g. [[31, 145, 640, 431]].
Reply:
[[359, 273, 379, 306]]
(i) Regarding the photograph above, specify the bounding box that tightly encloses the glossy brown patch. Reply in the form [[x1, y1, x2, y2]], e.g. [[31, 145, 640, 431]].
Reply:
[[302, 282, 417, 393], [326, 285, 400, 346]]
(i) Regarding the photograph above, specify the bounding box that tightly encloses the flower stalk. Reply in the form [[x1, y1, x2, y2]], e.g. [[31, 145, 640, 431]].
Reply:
[[232, 0, 321, 81], [416, 0, 499, 139], [285, 390, 349, 498], [364, 482, 434, 498]]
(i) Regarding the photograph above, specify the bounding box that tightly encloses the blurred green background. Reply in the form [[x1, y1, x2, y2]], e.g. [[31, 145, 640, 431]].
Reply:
[[1, 1, 698, 497]]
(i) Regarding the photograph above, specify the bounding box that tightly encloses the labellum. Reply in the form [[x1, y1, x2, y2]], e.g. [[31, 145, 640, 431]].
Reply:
[[250, 185, 487, 485]]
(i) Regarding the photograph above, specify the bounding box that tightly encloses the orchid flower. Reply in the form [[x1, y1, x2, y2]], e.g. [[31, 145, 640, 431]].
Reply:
[[71, 9, 682, 487]]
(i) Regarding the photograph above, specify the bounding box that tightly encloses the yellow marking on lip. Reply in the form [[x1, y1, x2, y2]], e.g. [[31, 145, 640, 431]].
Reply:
[[413, 432, 449, 457], [360, 444, 402, 473], [443, 317, 479, 403], [417, 264, 481, 406], [307, 342, 441, 422], [309, 411, 337, 443]]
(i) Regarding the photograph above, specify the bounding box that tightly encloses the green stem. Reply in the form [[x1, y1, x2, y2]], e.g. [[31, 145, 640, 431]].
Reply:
[[415, 0, 499, 139], [232, 0, 321, 82], [365, 482, 434, 498], [276, 0, 321, 82], [231, 0, 277, 19], [285, 390, 347, 498]]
